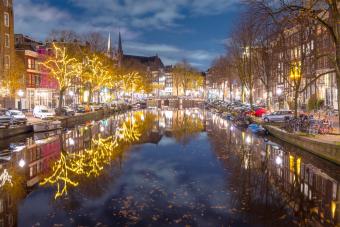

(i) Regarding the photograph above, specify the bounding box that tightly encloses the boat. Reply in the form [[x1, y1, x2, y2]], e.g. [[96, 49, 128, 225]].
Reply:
[[33, 120, 62, 133], [34, 129, 62, 141], [248, 123, 268, 135], [223, 113, 234, 121]]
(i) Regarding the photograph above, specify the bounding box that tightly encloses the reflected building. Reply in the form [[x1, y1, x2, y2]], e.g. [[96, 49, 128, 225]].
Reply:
[[207, 114, 339, 226]]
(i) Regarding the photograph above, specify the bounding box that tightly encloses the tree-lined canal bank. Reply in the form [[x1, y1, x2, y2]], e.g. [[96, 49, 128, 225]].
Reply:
[[0, 109, 338, 226]]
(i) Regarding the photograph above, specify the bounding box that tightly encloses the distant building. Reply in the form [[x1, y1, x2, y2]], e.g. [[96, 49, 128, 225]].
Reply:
[[15, 34, 59, 110], [114, 32, 166, 97]]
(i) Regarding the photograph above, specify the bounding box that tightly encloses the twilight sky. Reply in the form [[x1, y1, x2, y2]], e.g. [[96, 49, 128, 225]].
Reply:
[[14, 0, 243, 70]]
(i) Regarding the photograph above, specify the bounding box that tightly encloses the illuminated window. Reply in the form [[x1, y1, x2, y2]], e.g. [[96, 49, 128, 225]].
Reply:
[[28, 58, 35, 69]]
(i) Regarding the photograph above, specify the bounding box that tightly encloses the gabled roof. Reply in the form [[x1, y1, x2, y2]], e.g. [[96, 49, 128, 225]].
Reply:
[[123, 54, 164, 69]]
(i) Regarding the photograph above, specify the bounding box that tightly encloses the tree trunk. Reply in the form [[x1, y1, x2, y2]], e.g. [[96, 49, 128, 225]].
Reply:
[[337, 76, 340, 127], [249, 86, 253, 108], [58, 88, 65, 114], [229, 81, 233, 102], [87, 86, 92, 105], [222, 81, 226, 101], [336, 41, 340, 128], [294, 88, 299, 118], [97, 91, 101, 104], [266, 87, 270, 110]]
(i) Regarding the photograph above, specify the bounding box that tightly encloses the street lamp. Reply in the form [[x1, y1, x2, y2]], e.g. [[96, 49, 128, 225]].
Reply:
[[17, 89, 24, 110], [276, 88, 283, 96], [18, 158, 26, 168]]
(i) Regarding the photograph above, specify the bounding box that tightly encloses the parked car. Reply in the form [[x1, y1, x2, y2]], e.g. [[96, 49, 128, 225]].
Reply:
[[90, 105, 103, 112], [33, 106, 55, 120], [254, 107, 267, 117], [262, 110, 293, 123], [6, 110, 27, 124], [133, 101, 147, 109], [0, 108, 12, 127], [58, 106, 75, 116]]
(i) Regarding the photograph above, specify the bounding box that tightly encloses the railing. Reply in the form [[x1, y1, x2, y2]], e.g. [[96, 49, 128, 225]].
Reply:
[[284, 117, 334, 134]]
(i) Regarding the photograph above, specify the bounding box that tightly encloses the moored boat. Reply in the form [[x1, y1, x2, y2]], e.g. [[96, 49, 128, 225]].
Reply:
[[33, 120, 62, 133]]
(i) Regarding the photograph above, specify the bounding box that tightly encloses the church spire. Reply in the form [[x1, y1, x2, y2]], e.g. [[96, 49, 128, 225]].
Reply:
[[107, 32, 113, 58], [118, 32, 123, 55]]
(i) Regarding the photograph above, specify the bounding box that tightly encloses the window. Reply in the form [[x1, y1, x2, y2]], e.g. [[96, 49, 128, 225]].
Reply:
[[4, 12, 9, 27], [4, 34, 9, 48], [28, 58, 35, 69], [3, 0, 8, 7], [4, 55, 10, 69]]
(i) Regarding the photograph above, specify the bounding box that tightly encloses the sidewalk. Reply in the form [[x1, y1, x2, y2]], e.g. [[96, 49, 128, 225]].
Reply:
[[307, 134, 340, 145]]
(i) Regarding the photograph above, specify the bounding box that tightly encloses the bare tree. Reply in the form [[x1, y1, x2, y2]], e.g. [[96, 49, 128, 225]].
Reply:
[[210, 55, 238, 101], [48, 29, 80, 43], [248, 0, 340, 123], [82, 32, 108, 53], [227, 12, 260, 107]]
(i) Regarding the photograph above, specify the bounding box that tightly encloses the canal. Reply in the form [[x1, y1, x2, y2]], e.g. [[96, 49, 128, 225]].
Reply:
[[0, 109, 338, 226]]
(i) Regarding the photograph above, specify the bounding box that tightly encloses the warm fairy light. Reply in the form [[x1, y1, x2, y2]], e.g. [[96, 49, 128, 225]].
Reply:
[[42, 43, 81, 91], [331, 201, 337, 219], [0, 169, 12, 188], [296, 158, 301, 176], [41, 112, 148, 199], [290, 61, 301, 81], [40, 152, 80, 199]]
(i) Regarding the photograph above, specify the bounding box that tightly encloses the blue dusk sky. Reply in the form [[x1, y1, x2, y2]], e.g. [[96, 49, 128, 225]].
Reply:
[[14, 0, 244, 70]]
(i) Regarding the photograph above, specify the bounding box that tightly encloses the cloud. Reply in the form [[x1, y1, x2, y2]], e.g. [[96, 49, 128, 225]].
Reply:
[[13, 0, 237, 69], [14, 0, 138, 40], [70, 0, 239, 29], [123, 41, 215, 69]]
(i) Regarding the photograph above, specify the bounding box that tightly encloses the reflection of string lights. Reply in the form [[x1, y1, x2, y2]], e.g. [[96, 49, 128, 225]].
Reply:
[[0, 169, 12, 187], [68, 138, 75, 146], [41, 111, 147, 199]]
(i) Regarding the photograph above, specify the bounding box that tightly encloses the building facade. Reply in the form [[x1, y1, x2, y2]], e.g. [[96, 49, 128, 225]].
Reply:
[[0, 0, 14, 108], [15, 34, 59, 110]]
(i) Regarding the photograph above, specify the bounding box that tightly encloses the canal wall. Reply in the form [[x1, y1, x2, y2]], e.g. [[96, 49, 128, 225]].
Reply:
[[0, 106, 131, 140], [59, 107, 123, 128], [0, 125, 33, 140], [147, 98, 204, 109], [266, 125, 340, 165]]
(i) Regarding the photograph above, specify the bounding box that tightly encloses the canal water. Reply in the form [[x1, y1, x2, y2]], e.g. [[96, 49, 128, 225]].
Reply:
[[0, 109, 338, 226]]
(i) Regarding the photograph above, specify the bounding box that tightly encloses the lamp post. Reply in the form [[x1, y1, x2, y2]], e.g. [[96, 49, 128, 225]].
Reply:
[[276, 87, 283, 109], [68, 90, 75, 108], [17, 89, 24, 110]]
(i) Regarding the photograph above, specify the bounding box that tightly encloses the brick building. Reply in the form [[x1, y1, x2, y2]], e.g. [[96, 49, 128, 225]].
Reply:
[[0, 0, 14, 108], [15, 34, 59, 110]]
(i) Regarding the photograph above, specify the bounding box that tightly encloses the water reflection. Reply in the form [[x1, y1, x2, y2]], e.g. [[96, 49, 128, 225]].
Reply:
[[209, 114, 339, 226], [0, 109, 337, 226]]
